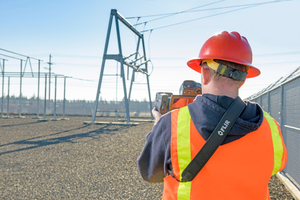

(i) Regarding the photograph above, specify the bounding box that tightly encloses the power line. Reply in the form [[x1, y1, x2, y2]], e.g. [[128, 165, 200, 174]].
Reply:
[[138, 0, 292, 33], [127, 12, 179, 19], [178, 1, 291, 13], [0, 53, 26, 61], [139, 5, 257, 32], [133, 0, 224, 26], [53, 54, 101, 59], [0, 48, 41, 61], [55, 62, 100, 67], [130, 0, 290, 22], [255, 51, 300, 57], [255, 60, 300, 65], [71, 77, 96, 82], [49, 54, 300, 69], [8, 48, 297, 67], [126, 0, 224, 19]]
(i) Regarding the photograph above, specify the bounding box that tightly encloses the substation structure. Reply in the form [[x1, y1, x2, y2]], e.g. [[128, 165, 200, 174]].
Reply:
[[91, 9, 153, 124], [0, 53, 70, 120], [0, 71, 70, 121]]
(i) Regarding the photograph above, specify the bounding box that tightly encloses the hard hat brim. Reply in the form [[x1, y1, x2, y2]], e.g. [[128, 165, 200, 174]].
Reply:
[[187, 58, 261, 78]]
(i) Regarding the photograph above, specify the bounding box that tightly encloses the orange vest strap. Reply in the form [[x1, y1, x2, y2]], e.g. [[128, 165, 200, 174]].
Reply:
[[181, 97, 245, 182], [163, 106, 286, 200]]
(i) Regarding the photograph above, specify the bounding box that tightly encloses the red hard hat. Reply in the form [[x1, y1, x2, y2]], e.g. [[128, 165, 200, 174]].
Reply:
[[187, 31, 260, 78]]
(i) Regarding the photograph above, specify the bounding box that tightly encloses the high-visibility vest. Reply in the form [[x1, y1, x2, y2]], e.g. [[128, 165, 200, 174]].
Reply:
[[162, 106, 287, 200]]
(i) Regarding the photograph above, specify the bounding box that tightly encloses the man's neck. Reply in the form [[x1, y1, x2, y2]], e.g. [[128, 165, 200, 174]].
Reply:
[[202, 82, 239, 99]]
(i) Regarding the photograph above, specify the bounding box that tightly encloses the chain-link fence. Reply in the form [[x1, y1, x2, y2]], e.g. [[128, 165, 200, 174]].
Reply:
[[246, 67, 300, 190], [0, 97, 152, 118]]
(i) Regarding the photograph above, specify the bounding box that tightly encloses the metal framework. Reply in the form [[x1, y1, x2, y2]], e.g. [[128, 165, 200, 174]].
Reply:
[[0, 71, 69, 120], [0, 52, 36, 118], [0, 49, 71, 120], [0, 58, 8, 118], [92, 9, 153, 123]]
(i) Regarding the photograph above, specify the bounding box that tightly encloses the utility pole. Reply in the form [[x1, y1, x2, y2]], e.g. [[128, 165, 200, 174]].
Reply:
[[1, 59, 5, 118], [47, 54, 52, 102]]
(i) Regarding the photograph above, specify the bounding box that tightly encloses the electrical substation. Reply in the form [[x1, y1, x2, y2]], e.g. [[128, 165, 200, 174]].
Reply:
[[86, 9, 154, 125], [0, 4, 299, 198], [0, 50, 70, 121]]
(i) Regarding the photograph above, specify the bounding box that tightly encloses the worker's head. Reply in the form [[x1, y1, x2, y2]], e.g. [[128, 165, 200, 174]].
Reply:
[[200, 59, 248, 88], [187, 31, 260, 92]]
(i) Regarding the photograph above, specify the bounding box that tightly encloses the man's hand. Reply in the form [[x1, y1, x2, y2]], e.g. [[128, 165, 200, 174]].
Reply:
[[152, 107, 162, 126]]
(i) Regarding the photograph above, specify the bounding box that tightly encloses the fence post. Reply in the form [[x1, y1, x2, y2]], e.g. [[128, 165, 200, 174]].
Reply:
[[43, 74, 47, 120], [268, 92, 270, 113], [1, 60, 4, 118], [36, 60, 41, 118], [280, 85, 284, 133], [63, 77, 66, 119], [53, 76, 57, 120], [6, 77, 10, 118]]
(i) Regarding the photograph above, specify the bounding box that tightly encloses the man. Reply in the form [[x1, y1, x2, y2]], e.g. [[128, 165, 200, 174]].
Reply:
[[137, 31, 287, 200]]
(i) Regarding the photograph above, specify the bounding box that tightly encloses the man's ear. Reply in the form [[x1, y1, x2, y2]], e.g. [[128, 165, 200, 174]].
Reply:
[[201, 67, 211, 85]]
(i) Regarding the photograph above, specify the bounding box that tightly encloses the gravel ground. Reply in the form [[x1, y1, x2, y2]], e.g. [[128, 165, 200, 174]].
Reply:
[[0, 116, 295, 199]]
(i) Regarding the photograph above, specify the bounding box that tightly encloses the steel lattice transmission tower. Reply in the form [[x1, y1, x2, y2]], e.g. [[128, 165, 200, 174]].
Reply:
[[92, 9, 153, 123]]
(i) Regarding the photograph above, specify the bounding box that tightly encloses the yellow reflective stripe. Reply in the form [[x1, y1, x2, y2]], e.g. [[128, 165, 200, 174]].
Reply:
[[266, 188, 270, 200], [263, 111, 284, 176], [177, 107, 192, 179], [178, 182, 192, 200], [177, 106, 191, 199]]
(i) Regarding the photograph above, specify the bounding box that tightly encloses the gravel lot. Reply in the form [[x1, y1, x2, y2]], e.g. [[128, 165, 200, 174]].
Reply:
[[0, 116, 295, 199]]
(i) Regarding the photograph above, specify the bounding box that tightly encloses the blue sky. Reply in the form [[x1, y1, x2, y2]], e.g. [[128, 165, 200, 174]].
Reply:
[[1, 0, 299, 102]]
